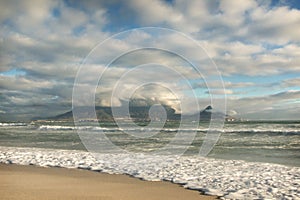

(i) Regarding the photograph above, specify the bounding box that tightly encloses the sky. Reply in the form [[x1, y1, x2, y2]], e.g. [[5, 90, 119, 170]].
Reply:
[[0, 0, 300, 121]]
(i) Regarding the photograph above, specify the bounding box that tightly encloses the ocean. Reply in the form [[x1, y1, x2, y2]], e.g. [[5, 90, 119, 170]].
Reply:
[[0, 121, 299, 166], [0, 121, 299, 198]]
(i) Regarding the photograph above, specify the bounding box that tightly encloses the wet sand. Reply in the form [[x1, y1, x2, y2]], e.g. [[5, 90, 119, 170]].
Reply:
[[0, 164, 216, 200]]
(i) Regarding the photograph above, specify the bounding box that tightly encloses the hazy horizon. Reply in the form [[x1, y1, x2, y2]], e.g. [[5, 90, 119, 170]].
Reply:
[[1, 0, 300, 121]]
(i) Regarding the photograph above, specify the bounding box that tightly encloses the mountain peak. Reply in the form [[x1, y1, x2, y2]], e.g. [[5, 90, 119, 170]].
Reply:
[[204, 105, 213, 111]]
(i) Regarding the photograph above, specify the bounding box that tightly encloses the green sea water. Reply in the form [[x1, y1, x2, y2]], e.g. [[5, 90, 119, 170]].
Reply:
[[0, 120, 299, 166]]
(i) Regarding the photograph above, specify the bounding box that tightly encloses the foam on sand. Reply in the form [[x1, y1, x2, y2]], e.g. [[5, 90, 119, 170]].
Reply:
[[0, 146, 299, 199]]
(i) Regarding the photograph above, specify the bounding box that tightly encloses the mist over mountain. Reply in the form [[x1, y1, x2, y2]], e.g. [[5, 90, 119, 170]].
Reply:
[[46, 99, 235, 122]]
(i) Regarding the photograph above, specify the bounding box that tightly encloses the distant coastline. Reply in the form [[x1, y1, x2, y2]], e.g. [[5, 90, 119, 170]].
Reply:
[[40, 104, 238, 123]]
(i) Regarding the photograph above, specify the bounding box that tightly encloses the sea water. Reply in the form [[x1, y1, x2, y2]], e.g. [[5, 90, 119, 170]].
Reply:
[[0, 121, 299, 199], [0, 121, 299, 166]]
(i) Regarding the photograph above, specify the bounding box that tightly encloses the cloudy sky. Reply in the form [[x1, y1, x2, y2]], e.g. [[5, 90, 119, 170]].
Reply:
[[0, 0, 300, 121]]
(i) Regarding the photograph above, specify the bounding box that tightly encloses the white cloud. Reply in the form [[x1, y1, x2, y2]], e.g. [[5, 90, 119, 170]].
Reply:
[[219, 0, 257, 27], [0, 0, 300, 120], [206, 89, 233, 95], [227, 90, 300, 119], [281, 78, 300, 87], [194, 81, 255, 90], [227, 110, 238, 116], [0, 75, 53, 91], [127, 0, 185, 28], [247, 6, 300, 43]]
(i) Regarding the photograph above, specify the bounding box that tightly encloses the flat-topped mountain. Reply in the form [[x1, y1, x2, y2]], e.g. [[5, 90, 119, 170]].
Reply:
[[48, 104, 236, 122]]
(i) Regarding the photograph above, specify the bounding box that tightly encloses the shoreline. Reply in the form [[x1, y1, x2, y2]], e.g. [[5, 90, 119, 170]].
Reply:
[[1, 146, 299, 199], [0, 163, 216, 200]]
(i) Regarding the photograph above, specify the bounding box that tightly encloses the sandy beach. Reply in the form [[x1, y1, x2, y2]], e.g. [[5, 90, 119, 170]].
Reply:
[[0, 164, 216, 200]]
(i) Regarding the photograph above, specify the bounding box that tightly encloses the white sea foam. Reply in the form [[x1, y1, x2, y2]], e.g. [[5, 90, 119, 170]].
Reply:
[[38, 125, 111, 131], [0, 122, 27, 127], [38, 125, 76, 130], [35, 123, 300, 135], [36, 124, 300, 134], [0, 146, 299, 199]]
